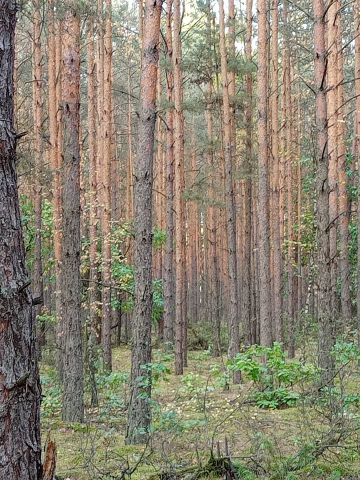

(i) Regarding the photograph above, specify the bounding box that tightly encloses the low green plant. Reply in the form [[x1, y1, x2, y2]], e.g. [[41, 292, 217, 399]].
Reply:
[[255, 387, 300, 409], [41, 374, 62, 417], [229, 343, 317, 409]]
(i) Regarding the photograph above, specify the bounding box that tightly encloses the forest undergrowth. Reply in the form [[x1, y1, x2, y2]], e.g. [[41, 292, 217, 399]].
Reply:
[[41, 334, 360, 480]]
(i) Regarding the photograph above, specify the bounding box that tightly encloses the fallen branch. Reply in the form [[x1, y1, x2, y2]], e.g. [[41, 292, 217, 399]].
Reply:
[[148, 455, 239, 480]]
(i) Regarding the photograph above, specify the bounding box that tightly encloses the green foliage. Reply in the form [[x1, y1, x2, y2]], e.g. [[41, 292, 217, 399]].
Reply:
[[209, 363, 231, 389], [41, 373, 62, 417], [152, 279, 164, 324], [37, 312, 56, 326], [229, 343, 317, 409], [20, 195, 54, 274], [254, 388, 300, 410], [96, 371, 129, 418], [153, 227, 167, 249], [96, 371, 130, 390], [138, 362, 171, 390], [110, 224, 165, 323], [332, 340, 360, 365]]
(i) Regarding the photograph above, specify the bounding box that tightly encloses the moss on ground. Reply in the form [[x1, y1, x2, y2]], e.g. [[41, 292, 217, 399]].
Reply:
[[41, 347, 360, 479]]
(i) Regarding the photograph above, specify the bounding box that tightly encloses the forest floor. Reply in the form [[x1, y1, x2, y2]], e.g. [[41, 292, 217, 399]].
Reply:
[[41, 346, 360, 480]]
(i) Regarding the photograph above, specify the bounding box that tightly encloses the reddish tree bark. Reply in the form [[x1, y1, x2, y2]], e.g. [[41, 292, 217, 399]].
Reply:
[[126, 0, 163, 444], [257, 0, 272, 346]]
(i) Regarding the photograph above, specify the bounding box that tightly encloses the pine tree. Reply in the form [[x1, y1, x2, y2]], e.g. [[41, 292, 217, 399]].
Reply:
[[126, 0, 163, 444], [0, 1, 42, 476], [60, 6, 84, 422]]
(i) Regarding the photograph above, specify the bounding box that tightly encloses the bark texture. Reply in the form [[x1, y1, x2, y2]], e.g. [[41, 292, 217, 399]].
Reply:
[[219, 0, 240, 381], [163, 0, 175, 346], [126, 0, 163, 444], [313, 0, 334, 384], [173, 0, 187, 374], [0, 1, 42, 477], [61, 8, 84, 422], [102, 0, 113, 371], [257, 0, 272, 346]]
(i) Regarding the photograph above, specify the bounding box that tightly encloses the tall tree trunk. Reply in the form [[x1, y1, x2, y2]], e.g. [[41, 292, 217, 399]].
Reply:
[[242, 0, 253, 345], [102, 0, 113, 371], [355, 0, 360, 349], [206, 82, 221, 356], [0, 1, 42, 477], [257, 0, 272, 346], [87, 19, 99, 407], [32, 0, 44, 348], [336, 5, 351, 323], [188, 134, 199, 323], [219, 0, 240, 382], [61, 7, 84, 422], [283, 4, 295, 356], [163, 0, 175, 346], [270, 0, 282, 343], [126, 0, 163, 444], [173, 0, 187, 374], [327, 0, 339, 317], [313, 0, 334, 384], [49, 0, 63, 375]]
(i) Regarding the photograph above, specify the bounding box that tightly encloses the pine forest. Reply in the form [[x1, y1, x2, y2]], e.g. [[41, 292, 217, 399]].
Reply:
[[2, 0, 360, 477]]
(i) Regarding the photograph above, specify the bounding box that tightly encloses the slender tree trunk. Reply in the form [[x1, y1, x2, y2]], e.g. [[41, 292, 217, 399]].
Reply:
[[313, 0, 334, 384], [327, 0, 339, 317], [270, 0, 282, 343], [163, 0, 175, 346], [207, 85, 221, 356], [241, 0, 253, 346], [355, 0, 360, 348], [87, 19, 99, 407], [336, 6, 351, 323], [32, 0, 44, 348], [0, 2, 42, 477], [173, 0, 187, 374], [188, 134, 199, 323], [126, 41, 134, 225], [257, 0, 272, 346], [284, 5, 296, 356], [61, 7, 84, 422], [126, 0, 163, 444], [49, 0, 63, 376], [102, 0, 113, 371]]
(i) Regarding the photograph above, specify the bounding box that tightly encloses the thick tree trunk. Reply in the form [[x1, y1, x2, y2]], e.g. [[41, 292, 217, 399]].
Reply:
[[257, 0, 272, 346], [0, 2, 42, 477], [61, 8, 84, 422], [126, 0, 162, 444], [313, 0, 334, 384], [219, 0, 240, 382]]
